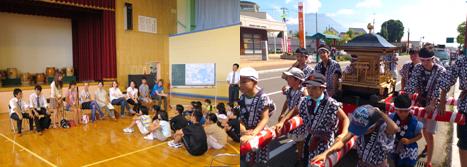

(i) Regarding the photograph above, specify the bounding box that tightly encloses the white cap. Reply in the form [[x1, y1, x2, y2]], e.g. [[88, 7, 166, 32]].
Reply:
[[239, 67, 259, 82], [217, 114, 228, 120]]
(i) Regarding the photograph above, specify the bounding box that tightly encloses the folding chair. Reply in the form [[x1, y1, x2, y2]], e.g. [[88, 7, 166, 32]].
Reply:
[[8, 105, 30, 133]]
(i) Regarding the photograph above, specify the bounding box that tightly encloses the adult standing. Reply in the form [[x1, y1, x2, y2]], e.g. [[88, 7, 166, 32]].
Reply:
[[314, 45, 342, 97], [226, 63, 240, 107]]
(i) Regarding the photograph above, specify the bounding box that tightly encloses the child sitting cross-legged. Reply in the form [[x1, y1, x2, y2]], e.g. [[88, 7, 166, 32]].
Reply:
[[123, 106, 152, 135], [144, 111, 172, 141]]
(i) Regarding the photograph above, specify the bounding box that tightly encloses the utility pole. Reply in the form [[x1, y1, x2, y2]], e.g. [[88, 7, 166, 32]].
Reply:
[[280, 7, 288, 23], [315, 12, 318, 34], [407, 28, 410, 52]]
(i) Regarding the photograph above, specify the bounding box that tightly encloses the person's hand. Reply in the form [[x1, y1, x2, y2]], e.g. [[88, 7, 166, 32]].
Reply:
[[400, 138, 411, 145], [282, 86, 288, 94], [240, 135, 254, 144], [243, 129, 254, 135], [425, 103, 435, 115], [18, 114, 23, 120], [310, 152, 328, 164], [275, 122, 285, 134]]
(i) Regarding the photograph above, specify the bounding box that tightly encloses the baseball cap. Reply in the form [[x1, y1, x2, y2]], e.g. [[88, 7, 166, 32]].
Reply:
[[282, 67, 305, 81], [239, 67, 259, 82], [302, 72, 326, 87], [348, 105, 382, 136]]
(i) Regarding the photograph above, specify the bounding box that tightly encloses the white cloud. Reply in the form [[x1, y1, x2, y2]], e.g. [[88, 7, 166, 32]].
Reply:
[[391, 0, 465, 45], [303, 0, 321, 13], [327, 9, 354, 17], [356, 0, 382, 8], [287, 17, 299, 24], [285, 0, 292, 4]]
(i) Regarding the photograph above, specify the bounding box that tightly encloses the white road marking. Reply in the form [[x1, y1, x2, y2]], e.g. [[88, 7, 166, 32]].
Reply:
[[265, 91, 283, 96], [258, 76, 282, 81]]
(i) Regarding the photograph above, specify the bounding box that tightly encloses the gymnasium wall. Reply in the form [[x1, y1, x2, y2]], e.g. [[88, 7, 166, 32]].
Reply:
[[169, 24, 240, 102], [0, 12, 73, 74], [115, 0, 177, 89]]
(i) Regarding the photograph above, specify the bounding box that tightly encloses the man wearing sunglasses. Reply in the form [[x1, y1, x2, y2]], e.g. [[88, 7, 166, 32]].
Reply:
[[404, 47, 447, 167]]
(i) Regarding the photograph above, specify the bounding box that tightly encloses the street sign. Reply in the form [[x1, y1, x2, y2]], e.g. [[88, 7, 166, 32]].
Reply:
[[446, 37, 454, 43]]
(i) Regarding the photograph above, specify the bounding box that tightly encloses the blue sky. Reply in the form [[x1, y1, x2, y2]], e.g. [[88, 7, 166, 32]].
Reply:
[[249, 0, 467, 46]]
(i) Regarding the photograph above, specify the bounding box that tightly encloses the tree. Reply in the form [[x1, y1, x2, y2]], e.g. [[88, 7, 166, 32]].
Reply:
[[457, 21, 465, 47], [323, 28, 337, 36], [346, 29, 353, 39], [380, 20, 405, 42]]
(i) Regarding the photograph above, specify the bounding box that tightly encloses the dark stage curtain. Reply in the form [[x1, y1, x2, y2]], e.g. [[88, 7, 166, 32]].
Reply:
[[72, 10, 116, 81]]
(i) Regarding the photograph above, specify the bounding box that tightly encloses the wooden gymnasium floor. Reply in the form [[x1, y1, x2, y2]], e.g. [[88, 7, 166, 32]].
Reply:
[[0, 107, 240, 167]]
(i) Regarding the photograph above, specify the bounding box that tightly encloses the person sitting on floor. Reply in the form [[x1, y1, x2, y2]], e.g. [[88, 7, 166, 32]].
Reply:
[[204, 99, 213, 113], [168, 110, 208, 156], [221, 106, 240, 142], [205, 113, 227, 149], [170, 104, 189, 132], [122, 106, 152, 135], [152, 105, 162, 119], [10, 88, 34, 136], [216, 102, 227, 116], [144, 111, 172, 141], [29, 85, 51, 135]]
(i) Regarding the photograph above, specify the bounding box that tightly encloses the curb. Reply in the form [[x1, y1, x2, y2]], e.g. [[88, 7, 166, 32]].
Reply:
[[451, 79, 461, 167]]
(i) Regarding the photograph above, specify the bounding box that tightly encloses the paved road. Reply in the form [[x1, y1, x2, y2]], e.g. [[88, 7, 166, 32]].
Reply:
[[257, 56, 457, 167]]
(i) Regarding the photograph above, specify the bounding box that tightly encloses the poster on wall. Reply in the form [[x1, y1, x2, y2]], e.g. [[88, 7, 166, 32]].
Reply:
[[185, 64, 215, 86], [171, 64, 216, 87], [138, 15, 157, 33]]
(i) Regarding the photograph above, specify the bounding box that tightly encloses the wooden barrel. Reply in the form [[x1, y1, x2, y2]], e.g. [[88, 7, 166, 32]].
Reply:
[[36, 73, 46, 84], [46, 67, 55, 77], [66, 67, 74, 76], [60, 68, 66, 76], [0, 70, 6, 79], [21, 73, 31, 86], [7, 68, 18, 79]]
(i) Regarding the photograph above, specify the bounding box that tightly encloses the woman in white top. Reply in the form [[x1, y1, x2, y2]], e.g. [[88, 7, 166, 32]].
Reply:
[[109, 81, 132, 117], [145, 110, 172, 141], [126, 81, 140, 114], [80, 82, 104, 122], [94, 81, 115, 119], [50, 72, 64, 128]]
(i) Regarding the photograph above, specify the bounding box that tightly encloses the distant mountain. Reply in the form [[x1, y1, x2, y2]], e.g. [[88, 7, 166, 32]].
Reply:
[[287, 13, 346, 35]]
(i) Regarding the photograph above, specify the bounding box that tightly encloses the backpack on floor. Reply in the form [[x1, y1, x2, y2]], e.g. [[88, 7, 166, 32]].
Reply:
[[60, 119, 70, 128], [82, 115, 89, 124]]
